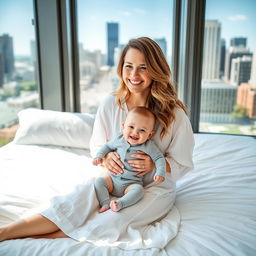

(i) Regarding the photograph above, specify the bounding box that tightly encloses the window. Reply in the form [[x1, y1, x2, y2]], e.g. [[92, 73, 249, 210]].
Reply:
[[200, 0, 256, 135], [77, 0, 174, 113], [0, 0, 40, 146]]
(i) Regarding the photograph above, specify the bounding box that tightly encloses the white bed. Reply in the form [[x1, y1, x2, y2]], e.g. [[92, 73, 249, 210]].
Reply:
[[0, 109, 255, 256]]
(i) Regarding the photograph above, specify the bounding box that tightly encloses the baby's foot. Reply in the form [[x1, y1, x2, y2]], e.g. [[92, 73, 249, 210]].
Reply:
[[110, 200, 121, 212], [98, 205, 110, 213]]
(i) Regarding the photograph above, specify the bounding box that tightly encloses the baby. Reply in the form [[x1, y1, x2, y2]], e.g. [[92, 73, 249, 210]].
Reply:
[[93, 106, 165, 212]]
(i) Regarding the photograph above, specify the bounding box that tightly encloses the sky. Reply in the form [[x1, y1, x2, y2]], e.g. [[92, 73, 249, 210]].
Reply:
[[0, 0, 255, 56]]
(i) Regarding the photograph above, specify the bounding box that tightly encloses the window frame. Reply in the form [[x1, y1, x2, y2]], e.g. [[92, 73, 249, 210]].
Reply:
[[34, 0, 255, 137], [34, 0, 80, 112]]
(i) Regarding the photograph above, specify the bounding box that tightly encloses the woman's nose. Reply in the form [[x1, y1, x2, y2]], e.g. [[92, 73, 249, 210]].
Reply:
[[131, 68, 139, 77]]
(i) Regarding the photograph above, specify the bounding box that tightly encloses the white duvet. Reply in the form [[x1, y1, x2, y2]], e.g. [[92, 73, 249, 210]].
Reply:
[[0, 134, 256, 256]]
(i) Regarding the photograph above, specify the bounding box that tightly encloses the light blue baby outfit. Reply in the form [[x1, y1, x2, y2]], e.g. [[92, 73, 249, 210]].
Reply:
[[94, 134, 166, 210]]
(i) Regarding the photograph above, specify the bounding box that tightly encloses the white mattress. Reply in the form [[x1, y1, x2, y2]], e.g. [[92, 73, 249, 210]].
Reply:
[[0, 134, 255, 256]]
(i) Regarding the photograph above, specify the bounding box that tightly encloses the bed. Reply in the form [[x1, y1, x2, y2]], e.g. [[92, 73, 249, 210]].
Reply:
[[0, 108, 255, 256]]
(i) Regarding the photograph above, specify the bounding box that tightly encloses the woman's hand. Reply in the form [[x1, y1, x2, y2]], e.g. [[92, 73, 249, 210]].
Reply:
[[102, 152, 124, 175], [128, 150, 155, 176]]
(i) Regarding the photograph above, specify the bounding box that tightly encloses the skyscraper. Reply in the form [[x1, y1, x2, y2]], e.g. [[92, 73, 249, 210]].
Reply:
[[107, 22, 119, 67], [202, 20, 221, 81], [230, 56, 252, 86], [0, 34, 14, 84], [154, 38, 167, 57], [220, 39, 226, 78], [230, 37, 247, 47], [224, 46, 252, 81], [249, 49, 256, 86], [0, 54, 4, 87]]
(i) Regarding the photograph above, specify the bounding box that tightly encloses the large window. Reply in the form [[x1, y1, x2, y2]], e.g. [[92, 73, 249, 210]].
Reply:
[[0, 0, 40, 146], [200, 0, 256, 135], [77, 0, 174, 113]]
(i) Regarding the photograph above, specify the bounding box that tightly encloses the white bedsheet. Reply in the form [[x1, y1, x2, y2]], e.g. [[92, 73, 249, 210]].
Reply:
[[0, 134, 256, 256]]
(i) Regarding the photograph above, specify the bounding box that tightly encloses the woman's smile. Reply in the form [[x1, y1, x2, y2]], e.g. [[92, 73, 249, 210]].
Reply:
[[129, 79, 143, 85]]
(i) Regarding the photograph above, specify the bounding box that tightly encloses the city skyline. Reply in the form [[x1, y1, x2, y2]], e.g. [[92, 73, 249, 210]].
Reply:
[[0, 0, 256, 56]]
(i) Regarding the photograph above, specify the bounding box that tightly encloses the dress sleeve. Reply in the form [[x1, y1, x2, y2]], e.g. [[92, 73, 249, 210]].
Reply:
[[89, 95, 114, 158], [165, 108, 195, 182], [147, 141, 166, 178]]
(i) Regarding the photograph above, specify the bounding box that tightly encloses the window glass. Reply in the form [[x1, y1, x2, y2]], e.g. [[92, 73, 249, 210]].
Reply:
[[0, 0, 40, 146], [77, 0, 173, 113], [200, 0, 256, 135]]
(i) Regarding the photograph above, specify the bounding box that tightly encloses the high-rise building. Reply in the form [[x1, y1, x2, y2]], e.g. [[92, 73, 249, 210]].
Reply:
[[220, 39, 226, 78], [200, 81, 237, 123], [0, 54, 4, 87], [237, 83, 256, 118], [202, 20, 221, 81], [230, 56, 252, 86], [249, 49, 256, 86], [224, 38, 252, 81], [230, 37, 247, 47], [107, 22, 119, 67], [30, 40, 36, 65], [0, 34, 15, 83], [154, 38, 167, 57]]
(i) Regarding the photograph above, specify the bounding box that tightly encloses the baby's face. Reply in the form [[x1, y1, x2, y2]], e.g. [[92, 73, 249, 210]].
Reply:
[[122, 112, 154, 146]]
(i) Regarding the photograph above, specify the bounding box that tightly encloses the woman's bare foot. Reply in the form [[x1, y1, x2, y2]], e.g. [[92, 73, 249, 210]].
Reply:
[[110, 200, 121, 212], [98, 206, 110, 213]]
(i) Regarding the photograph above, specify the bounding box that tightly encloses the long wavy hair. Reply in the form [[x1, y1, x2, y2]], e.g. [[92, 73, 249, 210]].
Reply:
[[114, 37, 187, 139]]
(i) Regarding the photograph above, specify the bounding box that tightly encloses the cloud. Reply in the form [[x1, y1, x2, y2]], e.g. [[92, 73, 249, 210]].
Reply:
[[228, 15, 247, 21], [133, 8, 146, 14], [118, 8, 146, 17], [119, 11, 132, 17]]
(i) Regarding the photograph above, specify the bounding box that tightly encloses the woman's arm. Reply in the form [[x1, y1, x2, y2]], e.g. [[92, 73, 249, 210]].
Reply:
[[89, 95, 124, 174], [165, 108, 195, 181]]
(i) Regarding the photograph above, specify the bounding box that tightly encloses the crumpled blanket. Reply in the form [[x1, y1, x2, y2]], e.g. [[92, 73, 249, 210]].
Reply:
[[41, 176, 180, 250]]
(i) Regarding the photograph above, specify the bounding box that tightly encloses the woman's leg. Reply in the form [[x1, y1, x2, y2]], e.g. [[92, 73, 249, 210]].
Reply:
[[0, 214, 60, 241], [31, 230, 68, 239]]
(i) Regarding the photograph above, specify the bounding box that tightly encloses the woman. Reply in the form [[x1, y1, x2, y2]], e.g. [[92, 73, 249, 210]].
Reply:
[[0, 37, 194, 242]]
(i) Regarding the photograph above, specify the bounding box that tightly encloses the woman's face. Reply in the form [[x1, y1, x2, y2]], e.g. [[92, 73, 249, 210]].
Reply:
[[122, 48, 152, 95]]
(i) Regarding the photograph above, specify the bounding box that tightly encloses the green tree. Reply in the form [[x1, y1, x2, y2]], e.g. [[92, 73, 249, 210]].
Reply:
[[20, 81, 37, 91], [230, 104, 248, 120]]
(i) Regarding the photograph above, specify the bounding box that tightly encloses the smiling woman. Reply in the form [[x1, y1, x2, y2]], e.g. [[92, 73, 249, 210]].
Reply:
[[76, 0, 174, 114]]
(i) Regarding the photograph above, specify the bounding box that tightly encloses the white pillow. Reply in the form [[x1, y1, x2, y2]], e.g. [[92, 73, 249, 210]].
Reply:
[[14, 108, 95, 149]]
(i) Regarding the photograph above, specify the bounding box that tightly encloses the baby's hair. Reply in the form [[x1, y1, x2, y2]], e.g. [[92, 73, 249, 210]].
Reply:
[[128, 106, 156, 125]]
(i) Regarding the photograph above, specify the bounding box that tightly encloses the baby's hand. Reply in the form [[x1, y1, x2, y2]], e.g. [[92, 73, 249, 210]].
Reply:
[[93, 158, 103, 166], [154, 175, 165, 183]]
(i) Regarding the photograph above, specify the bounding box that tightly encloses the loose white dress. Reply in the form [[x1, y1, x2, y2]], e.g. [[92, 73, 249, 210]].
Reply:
[[41, 95, 195, 250]]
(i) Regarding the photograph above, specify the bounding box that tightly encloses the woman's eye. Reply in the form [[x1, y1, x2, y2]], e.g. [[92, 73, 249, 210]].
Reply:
[[128, 126, 134, 129], [125, 65, 132, 69], [140, 67, 147, 70]]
